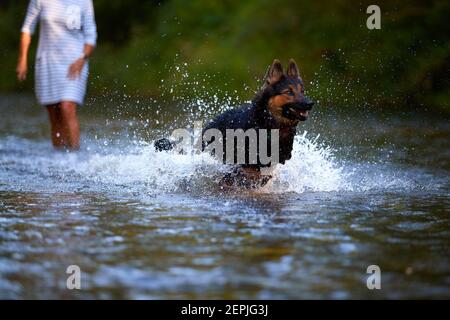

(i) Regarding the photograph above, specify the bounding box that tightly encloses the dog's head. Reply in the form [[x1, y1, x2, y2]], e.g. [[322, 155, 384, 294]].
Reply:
[[258, 59, 314, 127]]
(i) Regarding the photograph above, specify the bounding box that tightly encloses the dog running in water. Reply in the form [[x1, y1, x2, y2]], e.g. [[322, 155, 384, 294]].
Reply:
[[155, 59, 314, 188]]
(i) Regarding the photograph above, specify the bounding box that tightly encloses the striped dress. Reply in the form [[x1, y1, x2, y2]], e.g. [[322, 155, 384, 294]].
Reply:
[[21, 0, 97, 106]]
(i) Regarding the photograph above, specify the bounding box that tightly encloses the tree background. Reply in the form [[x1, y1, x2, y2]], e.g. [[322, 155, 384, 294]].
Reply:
[[0, 0, 448, 112]]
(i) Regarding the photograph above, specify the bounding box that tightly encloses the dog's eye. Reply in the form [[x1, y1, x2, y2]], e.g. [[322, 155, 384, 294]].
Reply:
[[284, 90, 294, 96]]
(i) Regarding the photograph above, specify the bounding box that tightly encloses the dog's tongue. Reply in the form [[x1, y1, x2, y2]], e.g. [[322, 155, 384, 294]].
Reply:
[[297, 110, 308, 118]]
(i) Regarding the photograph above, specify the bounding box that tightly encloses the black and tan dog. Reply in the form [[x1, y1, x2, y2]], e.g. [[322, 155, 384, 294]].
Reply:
[[155, 59, 314, 188]]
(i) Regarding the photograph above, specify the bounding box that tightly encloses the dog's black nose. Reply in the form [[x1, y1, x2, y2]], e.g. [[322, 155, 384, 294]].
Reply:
[[301, 97, 314, 110]]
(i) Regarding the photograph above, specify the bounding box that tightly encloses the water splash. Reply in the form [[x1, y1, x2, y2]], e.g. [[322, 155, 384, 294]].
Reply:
[[68, 132, 348, 195], [1, 130, 431, 196], [272, 132, 347, 193]]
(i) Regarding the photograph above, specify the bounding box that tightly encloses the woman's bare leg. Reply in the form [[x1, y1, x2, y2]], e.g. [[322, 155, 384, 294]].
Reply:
[[46, 104, 65, 149], [59, 101, 80, 150]]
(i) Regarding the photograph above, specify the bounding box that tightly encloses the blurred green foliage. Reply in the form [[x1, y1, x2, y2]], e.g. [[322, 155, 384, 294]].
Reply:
[[0, 0, 449, 111]]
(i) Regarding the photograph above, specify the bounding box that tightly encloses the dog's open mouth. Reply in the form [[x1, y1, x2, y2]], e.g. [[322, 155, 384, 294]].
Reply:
[[283, 103, 311, 121], [290, 107, 309, 120]]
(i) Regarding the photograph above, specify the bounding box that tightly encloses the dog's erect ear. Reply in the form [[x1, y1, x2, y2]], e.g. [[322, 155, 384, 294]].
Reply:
[[287, 58, 300, 79], [266, 59, 284, 85]]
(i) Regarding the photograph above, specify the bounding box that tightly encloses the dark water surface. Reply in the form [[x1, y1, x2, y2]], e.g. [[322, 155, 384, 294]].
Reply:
[[0, 95, 449, 299]]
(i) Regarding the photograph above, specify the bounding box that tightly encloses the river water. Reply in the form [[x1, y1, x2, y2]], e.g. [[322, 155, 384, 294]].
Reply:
[[0, 95, 449, 299]]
